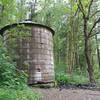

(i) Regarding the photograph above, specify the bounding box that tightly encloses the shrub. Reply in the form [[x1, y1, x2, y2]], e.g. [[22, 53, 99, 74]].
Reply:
[[55, 62, 89, 86], [55, 73, 70, 85], [0, 36, 40, 100], [0, 36, 28, 88], [56, 72, 88, 86]]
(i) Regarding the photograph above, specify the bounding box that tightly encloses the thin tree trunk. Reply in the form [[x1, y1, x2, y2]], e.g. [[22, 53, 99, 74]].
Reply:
[[95, 35, 100, 69], [84, 19, 95, 83]]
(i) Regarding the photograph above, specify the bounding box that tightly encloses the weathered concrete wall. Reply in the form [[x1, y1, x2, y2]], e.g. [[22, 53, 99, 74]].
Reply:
[[6, 25, 55, 84]]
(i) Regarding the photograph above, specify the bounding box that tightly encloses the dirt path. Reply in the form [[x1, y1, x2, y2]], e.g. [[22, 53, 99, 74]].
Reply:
[[34, 88, 100, 100]]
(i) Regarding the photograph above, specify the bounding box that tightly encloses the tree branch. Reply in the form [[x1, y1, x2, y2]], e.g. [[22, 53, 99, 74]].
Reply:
[[77, 0, 86, 18], [74, 7, 79, 17], [89, 17, 100, 36], [89, 31, 100, 38], [90, 10, 100, 18], [87, 0, 94, 18]]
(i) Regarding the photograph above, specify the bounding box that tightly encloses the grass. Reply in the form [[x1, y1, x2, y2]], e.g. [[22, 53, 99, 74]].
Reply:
[[0, 87, 40, 100]]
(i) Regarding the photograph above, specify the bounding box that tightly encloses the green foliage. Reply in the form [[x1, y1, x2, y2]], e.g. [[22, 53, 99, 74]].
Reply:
[[55, 62, 89, 85], [0, 36, 26, 88], [56, 72, 89, 85], [0, 37, 15, 85], [55, 62, 67, 73], [0, 88, 40, 100], [0, 0, 16, 27], [56, 73, 70, 85]]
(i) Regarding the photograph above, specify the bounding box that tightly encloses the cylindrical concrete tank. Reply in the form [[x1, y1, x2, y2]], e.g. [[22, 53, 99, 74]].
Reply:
[[0, 22, 55, 84]]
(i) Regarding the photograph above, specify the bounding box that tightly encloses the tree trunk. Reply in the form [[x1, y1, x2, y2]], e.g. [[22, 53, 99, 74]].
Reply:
[[84, 19, 95, 83], [84, 38, 95, 83]]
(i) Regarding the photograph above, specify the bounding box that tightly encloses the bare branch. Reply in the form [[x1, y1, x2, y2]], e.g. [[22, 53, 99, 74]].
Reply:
[[87, 0, 94, 18], [74, 7, 79, 17], [89, 17, 100, 36], [90, 10, 100, 18], [78, 0, 84, 10], [89, 31, 100, 38]]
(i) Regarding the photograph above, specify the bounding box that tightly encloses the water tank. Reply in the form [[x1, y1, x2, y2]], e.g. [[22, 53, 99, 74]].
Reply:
[[0, 22, 55, 84]]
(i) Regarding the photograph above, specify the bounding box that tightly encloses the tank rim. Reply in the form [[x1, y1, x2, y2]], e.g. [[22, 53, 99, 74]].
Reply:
[[0, 21, 55, 36]]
